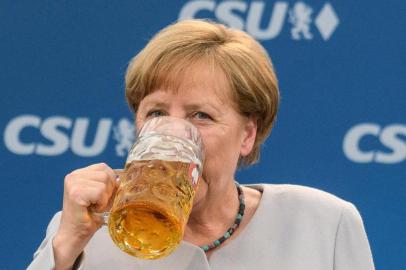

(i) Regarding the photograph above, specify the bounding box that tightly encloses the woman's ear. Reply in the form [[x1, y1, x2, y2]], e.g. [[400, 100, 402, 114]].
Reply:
[[240, 116, 257, 157]]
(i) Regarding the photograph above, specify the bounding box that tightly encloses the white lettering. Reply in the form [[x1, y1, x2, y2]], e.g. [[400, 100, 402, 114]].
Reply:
[[4, 115, 40, 155], [178, 0, 215, 20], [3, 115, 118, 157], [343, 123, 379, 163], [36, 117, 71, 156], [375, 124, 406, 164], [179, 1, 339, 41], [246, 2, 288, 39], [71, 118, 112, 157], [215, 1, 246, 30], [179, 1, 289, 40], [343, 123, 406, 164]]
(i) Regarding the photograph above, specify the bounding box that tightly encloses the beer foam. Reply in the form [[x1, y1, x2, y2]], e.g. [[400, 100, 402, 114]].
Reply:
[[126, 134, 203, 172]]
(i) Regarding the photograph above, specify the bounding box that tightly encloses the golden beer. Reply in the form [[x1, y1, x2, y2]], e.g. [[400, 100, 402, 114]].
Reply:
[[108, 159, 197, 259]]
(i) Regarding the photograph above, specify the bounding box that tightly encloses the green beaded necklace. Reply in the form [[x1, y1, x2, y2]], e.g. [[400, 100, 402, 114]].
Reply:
[[200, 182, 245, 252]]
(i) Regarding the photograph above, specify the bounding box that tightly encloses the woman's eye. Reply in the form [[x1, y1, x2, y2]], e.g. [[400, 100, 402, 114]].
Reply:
[[147, 110, 165, 118], [193, 112, 212, 120]]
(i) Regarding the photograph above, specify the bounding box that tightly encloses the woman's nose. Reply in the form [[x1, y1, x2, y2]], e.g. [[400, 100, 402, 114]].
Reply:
[[165, 109, 187, 120]]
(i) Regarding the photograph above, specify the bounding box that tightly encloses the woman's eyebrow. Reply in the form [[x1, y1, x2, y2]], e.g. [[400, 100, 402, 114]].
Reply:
[[184, 103, 221, 114], [143, 101, 169, 110]]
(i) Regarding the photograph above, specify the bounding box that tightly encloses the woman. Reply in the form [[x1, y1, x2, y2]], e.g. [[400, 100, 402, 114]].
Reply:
[[28, 19, 374, 270]]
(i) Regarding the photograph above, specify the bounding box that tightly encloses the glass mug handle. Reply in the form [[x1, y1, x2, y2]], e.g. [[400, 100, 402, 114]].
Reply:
[[90, 168, 123, 225]]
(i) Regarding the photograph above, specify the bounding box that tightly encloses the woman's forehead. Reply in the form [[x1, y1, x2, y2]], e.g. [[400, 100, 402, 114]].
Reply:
[[149, 61, 232, 102], [141, 88, 225, 108]]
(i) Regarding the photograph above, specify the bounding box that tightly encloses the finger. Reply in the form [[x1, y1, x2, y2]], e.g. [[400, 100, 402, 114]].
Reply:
[[69, 170, 116, 196], [86, 163, 116, 178], [73, 163, 116, 182], [90, 163, 118, 189], [66, 179, 111, 210], [70, 163, 108, 175]]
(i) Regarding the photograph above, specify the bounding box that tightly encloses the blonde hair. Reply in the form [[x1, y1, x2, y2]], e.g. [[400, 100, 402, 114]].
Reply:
[[125, 19, 279, 166]]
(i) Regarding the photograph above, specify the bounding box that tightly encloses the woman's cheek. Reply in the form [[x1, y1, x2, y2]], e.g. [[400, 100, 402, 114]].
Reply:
[[198, 127, 218, 149]]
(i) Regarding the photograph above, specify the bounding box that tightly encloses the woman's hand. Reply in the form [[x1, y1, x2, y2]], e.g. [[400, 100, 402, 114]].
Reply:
[[52, 163, 117, 270]]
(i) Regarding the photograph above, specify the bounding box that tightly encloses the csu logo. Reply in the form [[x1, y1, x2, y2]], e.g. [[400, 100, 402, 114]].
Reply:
[[343, 123, 406, 164], [3, 115, 135, 157], [179, 1, 339, 41]]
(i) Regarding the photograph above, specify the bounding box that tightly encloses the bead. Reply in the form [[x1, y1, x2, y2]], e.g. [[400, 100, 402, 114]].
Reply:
[[200, 182, 245, 252], [239, 204, 246, 211]]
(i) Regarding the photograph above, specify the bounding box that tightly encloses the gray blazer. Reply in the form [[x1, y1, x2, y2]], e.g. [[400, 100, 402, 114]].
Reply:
[[27, 184, 375, 270]]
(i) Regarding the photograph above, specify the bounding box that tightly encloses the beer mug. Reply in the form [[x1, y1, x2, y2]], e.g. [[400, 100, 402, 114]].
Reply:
[[100, 116, 204, 259]]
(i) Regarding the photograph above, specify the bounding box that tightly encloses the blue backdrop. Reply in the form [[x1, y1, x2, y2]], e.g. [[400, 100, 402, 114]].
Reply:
[[1, 1, 405, 269]]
